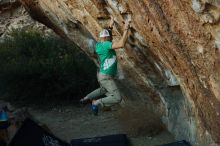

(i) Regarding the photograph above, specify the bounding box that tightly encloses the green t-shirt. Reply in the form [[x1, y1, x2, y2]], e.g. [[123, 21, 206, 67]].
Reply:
[[96, 41, 117, 76]]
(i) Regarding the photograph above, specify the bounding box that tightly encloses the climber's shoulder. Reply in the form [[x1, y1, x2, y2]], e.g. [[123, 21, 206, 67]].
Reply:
[[96, 41, 112, 50]]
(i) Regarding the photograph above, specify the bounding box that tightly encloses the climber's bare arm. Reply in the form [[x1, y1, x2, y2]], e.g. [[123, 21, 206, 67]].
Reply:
[[112, 21, 130, 49]]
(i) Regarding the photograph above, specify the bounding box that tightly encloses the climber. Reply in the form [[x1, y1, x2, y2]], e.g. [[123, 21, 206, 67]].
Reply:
[[80, 16, 130, 115]]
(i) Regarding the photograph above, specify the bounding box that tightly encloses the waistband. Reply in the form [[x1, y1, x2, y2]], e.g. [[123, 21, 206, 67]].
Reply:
[[98, 73, 114, 80]]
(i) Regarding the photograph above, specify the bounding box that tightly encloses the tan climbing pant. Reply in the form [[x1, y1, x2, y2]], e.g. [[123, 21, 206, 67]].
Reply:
[[85, 73, 122, 107]]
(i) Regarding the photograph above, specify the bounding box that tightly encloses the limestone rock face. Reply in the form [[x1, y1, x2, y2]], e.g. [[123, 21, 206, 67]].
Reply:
[[1, 0, 220, 145], [0, 0, 52, 39]]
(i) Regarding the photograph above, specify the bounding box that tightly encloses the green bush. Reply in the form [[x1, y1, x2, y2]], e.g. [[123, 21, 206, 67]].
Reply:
[[0, 29, 98, 103]]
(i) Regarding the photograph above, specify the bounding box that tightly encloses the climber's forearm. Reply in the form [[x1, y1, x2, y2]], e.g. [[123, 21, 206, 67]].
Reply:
[[112, 29, 129, 49], [121, 29, 129, 46]]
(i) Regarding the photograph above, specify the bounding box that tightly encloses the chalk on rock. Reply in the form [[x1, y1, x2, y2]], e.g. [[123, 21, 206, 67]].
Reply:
[[215, 40, 220, 49], [192, 0, 205, 13], [87, 39, 96, 53]]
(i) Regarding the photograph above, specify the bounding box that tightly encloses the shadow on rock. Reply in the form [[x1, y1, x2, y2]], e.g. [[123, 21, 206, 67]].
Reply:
[[116, 103, 164, 137]]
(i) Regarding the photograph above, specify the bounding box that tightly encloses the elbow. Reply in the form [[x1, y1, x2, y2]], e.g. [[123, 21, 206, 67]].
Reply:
[[118, 41, 125, 48], [116, 45, 124, 49], [112, 41, 126, 49], [121, 44, 125, 48]]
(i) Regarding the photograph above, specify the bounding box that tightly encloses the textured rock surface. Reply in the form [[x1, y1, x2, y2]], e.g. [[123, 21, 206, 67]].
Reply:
[[0, 0, 53, 39], [1, 0, 220, 146]]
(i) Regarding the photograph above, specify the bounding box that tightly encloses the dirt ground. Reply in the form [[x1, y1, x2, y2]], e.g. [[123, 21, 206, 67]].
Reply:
[[28, 103, 175, 146]]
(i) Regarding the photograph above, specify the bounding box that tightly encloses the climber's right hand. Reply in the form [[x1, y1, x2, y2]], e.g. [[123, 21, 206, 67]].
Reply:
[[124, 20, 130, 30]]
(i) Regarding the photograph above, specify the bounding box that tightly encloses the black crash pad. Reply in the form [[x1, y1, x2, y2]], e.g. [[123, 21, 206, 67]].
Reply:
[[9, 118, 69, 146], [156, 140, 191, 146], [71, 134, 128, 146]]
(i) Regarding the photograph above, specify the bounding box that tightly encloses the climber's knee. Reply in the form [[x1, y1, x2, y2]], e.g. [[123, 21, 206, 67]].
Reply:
[[112, 90, 122, 103]]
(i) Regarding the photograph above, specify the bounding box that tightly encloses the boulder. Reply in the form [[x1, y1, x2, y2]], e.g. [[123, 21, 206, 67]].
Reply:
[[1, 0, 220, 145]]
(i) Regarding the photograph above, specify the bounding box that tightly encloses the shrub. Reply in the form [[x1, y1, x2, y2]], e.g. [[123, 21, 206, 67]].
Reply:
[[0, 29, 98, 104]]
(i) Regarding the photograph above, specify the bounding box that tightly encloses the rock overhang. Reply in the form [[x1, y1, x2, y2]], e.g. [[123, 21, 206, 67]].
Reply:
[[1, 0, 220, 145]]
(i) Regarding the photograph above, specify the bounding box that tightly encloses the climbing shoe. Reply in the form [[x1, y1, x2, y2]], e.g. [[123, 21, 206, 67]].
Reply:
[[79, 98, 85, 104], [79, 97, 87, 104], [91, 104, 98, 116]]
